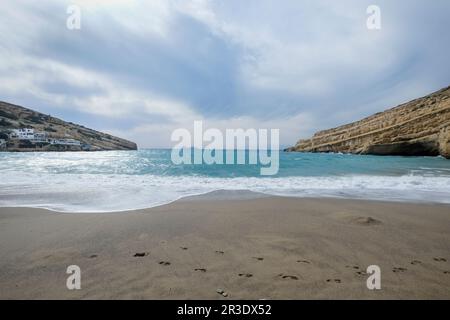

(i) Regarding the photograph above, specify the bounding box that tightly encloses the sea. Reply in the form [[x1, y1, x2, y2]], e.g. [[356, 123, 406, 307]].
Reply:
[[0, 149, 450, 212]]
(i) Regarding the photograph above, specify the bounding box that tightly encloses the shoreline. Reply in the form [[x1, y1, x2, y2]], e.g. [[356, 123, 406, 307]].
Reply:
[[0, 192, 449, 299], [2, 189, 450, 214]]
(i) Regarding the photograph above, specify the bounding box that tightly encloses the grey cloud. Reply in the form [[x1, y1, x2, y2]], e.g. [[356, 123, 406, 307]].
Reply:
[[0, 0, 449, 147]]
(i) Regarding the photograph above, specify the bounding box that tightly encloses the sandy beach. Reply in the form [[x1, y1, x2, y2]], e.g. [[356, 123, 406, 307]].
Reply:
[[0, 191, 449, 299]]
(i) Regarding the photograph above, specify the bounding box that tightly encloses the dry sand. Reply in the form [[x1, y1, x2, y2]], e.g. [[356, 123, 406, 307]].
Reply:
[[0, 191, 449, 299]]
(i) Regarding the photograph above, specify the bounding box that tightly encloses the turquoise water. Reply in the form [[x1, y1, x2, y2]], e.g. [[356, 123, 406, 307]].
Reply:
[[1, 149, 450, 212]]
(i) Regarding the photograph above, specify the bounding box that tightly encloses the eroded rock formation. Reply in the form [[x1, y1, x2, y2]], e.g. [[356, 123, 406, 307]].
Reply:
[[286, 86, 450, 158]]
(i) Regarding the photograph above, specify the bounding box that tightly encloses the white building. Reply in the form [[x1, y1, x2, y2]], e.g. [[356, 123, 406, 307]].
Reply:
[[8, 128, 81, 147], [50, 138, 81, 146], [9, 128, 48, 142], [33, 132, 47, 142], [11, 128, 35, 140]]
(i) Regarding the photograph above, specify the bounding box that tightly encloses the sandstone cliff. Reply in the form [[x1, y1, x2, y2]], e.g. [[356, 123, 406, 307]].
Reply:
[[286, 86, 450, 158], [0, 101, 137, 151]]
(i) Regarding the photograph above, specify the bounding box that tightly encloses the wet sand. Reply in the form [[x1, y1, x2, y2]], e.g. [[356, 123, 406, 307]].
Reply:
[[0, 191, 449, 299]]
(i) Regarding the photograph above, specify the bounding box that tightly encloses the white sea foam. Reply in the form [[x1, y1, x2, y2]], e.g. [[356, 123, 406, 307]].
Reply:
[[1, 151, 449, 212], [0, 172, 449, 212]]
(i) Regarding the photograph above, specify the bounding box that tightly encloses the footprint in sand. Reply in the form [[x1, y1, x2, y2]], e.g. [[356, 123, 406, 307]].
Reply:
[[238, 273, 253, 278], [278, 274, 298, 280], [253, 257, 264, 261], [297, 260, 311, 264], [356, 271, 368, 276], [159, 261, 171, 266], [215, 250, 224, 254], [433, 257, 447, 262], [194, 268, 207, 272], [352, 216, 382, 226], [345, 265, 360, 270], [392, 267, 407, 273], [180, 247, 188, 250], [326, 279, 341, 283], [444, 271, 450, 274], [89, 254, 98, 259], [133, 252, 149, 257], [216, 289, 228, 297], [410, 260, 422, 265]]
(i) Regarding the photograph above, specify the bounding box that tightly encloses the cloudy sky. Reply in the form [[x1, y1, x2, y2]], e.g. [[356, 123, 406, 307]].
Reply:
[[1, 0, 449, 148]]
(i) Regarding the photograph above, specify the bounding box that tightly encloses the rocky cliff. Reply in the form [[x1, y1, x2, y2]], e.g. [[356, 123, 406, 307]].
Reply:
[[286, 86, 450, 158], [0, 101, 137, 151]]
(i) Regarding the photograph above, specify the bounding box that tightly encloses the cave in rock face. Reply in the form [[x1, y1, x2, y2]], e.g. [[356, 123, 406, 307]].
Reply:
[[366, 141, 440, 157]]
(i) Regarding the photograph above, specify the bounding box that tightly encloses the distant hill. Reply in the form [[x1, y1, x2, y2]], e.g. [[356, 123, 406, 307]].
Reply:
[[0, 101, 137, 151], [286, 86, 450, 158]]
